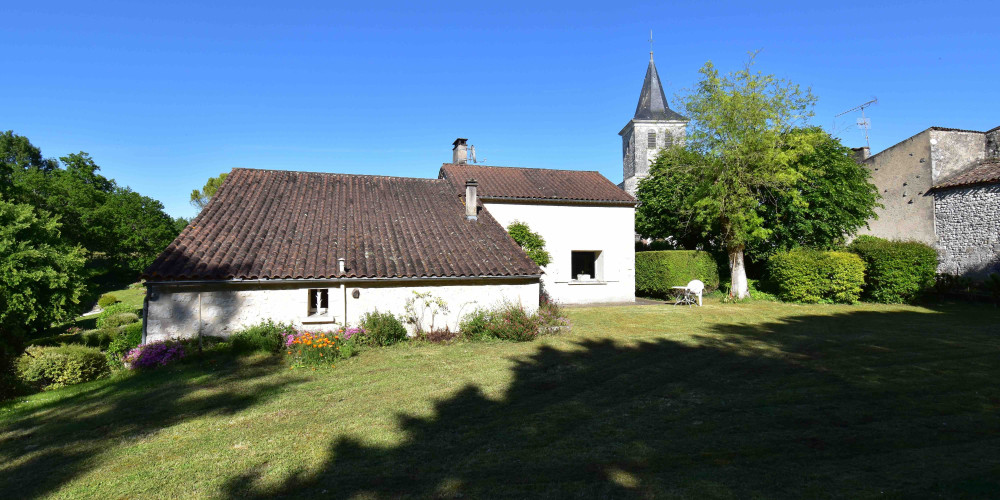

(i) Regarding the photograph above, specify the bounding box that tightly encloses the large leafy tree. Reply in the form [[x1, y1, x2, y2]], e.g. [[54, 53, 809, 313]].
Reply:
[[4, 132, 179, 288], [0, 200, 87, 397], [93, 187, 179, 280], [638, 55, 817, 298], [637, 128, 880, 265], [190, 173, 228, 211]]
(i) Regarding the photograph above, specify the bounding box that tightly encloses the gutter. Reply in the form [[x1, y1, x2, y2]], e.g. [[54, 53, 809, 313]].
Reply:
[[478, 197, 637, 207]]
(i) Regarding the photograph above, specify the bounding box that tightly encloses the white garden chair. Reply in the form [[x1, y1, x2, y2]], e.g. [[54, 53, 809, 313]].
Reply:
[[673, 279, 704, 307]]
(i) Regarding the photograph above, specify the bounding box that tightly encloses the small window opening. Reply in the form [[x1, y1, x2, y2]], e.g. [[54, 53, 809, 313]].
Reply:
[[308, 289, 329, 316], [647, 130, 657, 148], [571, 251, 599, 281], [663, 131, 673, 148]]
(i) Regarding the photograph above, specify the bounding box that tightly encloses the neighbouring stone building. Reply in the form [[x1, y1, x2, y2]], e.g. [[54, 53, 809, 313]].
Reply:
[[619, 51, 687, 196], [142, 141, 636, 342], [858, 126, 1000, 277]]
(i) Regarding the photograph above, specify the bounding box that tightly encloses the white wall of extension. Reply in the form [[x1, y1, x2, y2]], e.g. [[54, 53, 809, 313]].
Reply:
[[483, 201, 636, 304], [144, 278, 540, 342]]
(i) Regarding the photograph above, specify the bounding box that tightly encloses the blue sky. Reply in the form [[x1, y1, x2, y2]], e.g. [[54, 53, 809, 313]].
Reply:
[[5, 1, 999, 218]]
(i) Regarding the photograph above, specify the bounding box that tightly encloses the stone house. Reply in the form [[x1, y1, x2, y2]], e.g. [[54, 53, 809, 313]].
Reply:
[[858, 126, 1000, 277], [142, 145, 636, 342]]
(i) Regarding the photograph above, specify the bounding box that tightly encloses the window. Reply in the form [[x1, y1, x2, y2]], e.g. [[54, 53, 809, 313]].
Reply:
[[571, 251, 601, 281], [647, 130, 657, 148], [308, 289, 329, 316], [663, 131, 673, 148]]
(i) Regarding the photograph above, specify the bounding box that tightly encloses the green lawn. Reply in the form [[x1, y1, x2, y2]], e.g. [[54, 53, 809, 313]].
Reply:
[[2, 300, 999, 498]]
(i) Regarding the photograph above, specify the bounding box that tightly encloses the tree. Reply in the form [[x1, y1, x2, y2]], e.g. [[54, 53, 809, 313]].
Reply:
[[637, 128, 881, 265], [638, 54, 816, 298], [753, 128, 880, 254], [507, 221, 551, 267], [92, 187, 180, 282], [0, 200, 87, 397], [0, 130, 57, 197], [190, 173, 229, 211], [173, 217, 189, 233], [4, 132, 181, 288]]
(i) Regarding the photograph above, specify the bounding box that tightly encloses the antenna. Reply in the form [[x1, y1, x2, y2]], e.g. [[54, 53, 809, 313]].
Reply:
[[469, 145, 477, 164], [836, 97, 878, 150]]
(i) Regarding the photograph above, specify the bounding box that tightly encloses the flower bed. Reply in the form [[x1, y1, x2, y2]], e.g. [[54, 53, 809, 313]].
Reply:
[[125, 340, 186, 369], [283, 328, 358, 367]]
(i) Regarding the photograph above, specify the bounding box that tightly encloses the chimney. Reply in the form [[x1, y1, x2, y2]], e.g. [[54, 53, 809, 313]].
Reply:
[[851, 146, 871, 163], [452, 138, 468, 164], [465, 179, 478, 220]]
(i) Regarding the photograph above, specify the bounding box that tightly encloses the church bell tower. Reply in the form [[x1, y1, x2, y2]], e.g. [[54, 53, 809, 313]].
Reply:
[[620, 48, 688, 196]]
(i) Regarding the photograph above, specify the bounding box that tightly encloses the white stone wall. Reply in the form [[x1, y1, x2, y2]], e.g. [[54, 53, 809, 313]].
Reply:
[[933, 184, 1000, 277], [620, 120, 686, 196], [483, 202, 636, 304], [145, 279, 540, 342]]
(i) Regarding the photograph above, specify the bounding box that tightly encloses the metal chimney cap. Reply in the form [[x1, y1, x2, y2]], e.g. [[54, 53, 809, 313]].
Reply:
[[465, 178, 478, 186], [453, 138, 468, 148]]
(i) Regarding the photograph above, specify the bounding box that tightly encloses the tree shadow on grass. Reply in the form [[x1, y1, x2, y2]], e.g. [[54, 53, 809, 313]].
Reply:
[[225, 305, 1000, 498], [0, 354, 303, 499]]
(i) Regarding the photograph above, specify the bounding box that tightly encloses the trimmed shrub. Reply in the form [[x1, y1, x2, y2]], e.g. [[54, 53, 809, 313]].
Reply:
[[106, 323, 143, 368], [17, 345, 110, 390], [635, 250, 720, 298], [100, 312, 140, 329], [767, 249, 865, 304], [97, 293, 121, 309], [848, 236, 938, 303], [96, 303, 140, 329], [125, 340, 186, 369], [357, 310, 408, 347], [229, 320, 296, 354]]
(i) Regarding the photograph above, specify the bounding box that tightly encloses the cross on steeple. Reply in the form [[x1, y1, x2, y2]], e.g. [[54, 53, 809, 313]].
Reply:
[[649, 30, 654, 61]]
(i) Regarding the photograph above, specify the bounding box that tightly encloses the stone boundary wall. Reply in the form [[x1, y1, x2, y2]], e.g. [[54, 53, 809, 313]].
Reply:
[[933, 184, 1000, 277]]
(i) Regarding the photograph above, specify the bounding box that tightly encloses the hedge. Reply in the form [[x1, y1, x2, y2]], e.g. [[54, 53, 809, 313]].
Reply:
[[635, 250, 720, 298], [848, 235, 938, 303], [17, 345, 110, 391], [767, 249, 866, 304]]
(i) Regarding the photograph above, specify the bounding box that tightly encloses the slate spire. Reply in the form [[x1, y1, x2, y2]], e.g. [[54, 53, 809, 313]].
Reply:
[[633, 53, 685, 121]]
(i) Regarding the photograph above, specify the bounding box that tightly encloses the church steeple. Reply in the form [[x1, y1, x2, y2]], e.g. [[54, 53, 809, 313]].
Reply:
[[633, 55, 685, 121], [618, 45, 688, 197]]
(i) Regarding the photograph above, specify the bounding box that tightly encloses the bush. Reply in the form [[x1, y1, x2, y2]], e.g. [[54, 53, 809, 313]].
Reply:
[[848, 236, 938, 303], [418, 328, 462, 343], [635, 250, 720, 298], [767, 249, 865, 304], [17, 345, 110, 390], [229, 320, 296, 354], [357, 310, 408, 347], [96, 302, 140, 329], [124, 340, 186, 369], [507, 221, 551, 267], [100, 312, 140, 329], [461, 303, 540, 342], [106, 323, 143, 368], [97, 293, 121, 309]]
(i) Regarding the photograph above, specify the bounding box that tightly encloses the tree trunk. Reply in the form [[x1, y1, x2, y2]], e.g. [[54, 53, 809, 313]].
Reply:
[[728, 246, 749, 299]]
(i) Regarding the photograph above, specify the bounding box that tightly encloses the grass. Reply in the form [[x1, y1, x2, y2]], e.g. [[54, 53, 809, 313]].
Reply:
[[2, 298, 999, 498]]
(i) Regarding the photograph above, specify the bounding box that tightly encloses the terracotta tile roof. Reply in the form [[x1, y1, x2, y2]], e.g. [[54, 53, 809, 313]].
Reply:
[[933, 159, 1000, 190], [143, 168, 542, 281], [438, 163, 636, 205]]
